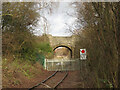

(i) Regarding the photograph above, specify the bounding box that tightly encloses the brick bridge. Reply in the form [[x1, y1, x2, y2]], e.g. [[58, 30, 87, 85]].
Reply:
[[47, 34, 79, 59]]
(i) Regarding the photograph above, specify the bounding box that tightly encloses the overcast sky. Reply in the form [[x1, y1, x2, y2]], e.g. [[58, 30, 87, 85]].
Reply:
[[34, 2, 77, 36]]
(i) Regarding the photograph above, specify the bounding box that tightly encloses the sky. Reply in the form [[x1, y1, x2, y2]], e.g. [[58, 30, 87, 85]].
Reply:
[[34, 2, 77, 36]]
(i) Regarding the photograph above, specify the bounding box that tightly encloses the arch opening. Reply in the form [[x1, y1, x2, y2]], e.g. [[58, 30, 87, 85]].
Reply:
[[53, 45, 72, 59]]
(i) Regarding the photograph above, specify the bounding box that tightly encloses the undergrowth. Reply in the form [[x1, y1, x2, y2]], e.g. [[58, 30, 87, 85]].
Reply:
[[2, 58, 43, 88]]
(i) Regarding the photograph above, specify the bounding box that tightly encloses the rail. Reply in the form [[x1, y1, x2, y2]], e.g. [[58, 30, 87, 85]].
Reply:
[[28, 71, 68, 90]]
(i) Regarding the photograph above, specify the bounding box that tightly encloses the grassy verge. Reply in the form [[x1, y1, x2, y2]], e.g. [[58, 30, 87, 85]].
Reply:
[[2, 58, 43, 88]]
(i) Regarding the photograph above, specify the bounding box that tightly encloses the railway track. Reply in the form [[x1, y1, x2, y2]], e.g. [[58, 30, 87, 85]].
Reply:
[[28, 71, 68, 90]]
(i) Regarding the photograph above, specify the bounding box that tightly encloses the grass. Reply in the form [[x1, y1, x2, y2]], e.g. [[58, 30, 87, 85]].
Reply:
[[2, 58, 43, 88]]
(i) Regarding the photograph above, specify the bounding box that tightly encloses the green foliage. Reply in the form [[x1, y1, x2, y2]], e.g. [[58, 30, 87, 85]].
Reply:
[[35, 35, 54, 59], [36, 42, 52, 54], [99, 79, 113, 88], [35, 42, 53, 63], [2, 2, 40, 62], [36, 54, 45, 65], [2, 58, 42, 82], [2, 2, 53, 64]]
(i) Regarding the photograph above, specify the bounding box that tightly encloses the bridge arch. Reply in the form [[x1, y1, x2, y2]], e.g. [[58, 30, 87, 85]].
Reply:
[[46, 34, 78, 58], [53, 45, 72, 58]]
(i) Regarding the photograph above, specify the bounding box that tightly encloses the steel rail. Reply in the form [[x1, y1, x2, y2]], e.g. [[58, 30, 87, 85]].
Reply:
[[53, 71, 68, 89], [28, 71, 68, 90], [28, 71, 58, 90]]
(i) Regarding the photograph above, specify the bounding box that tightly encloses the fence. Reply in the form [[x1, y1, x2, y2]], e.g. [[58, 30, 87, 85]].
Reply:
[[44, 58, 87, 71]]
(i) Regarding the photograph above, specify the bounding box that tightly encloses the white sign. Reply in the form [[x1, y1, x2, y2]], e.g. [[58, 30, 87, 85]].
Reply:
[[80, 49, 86, 54], [80, 49, 87, 60]]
